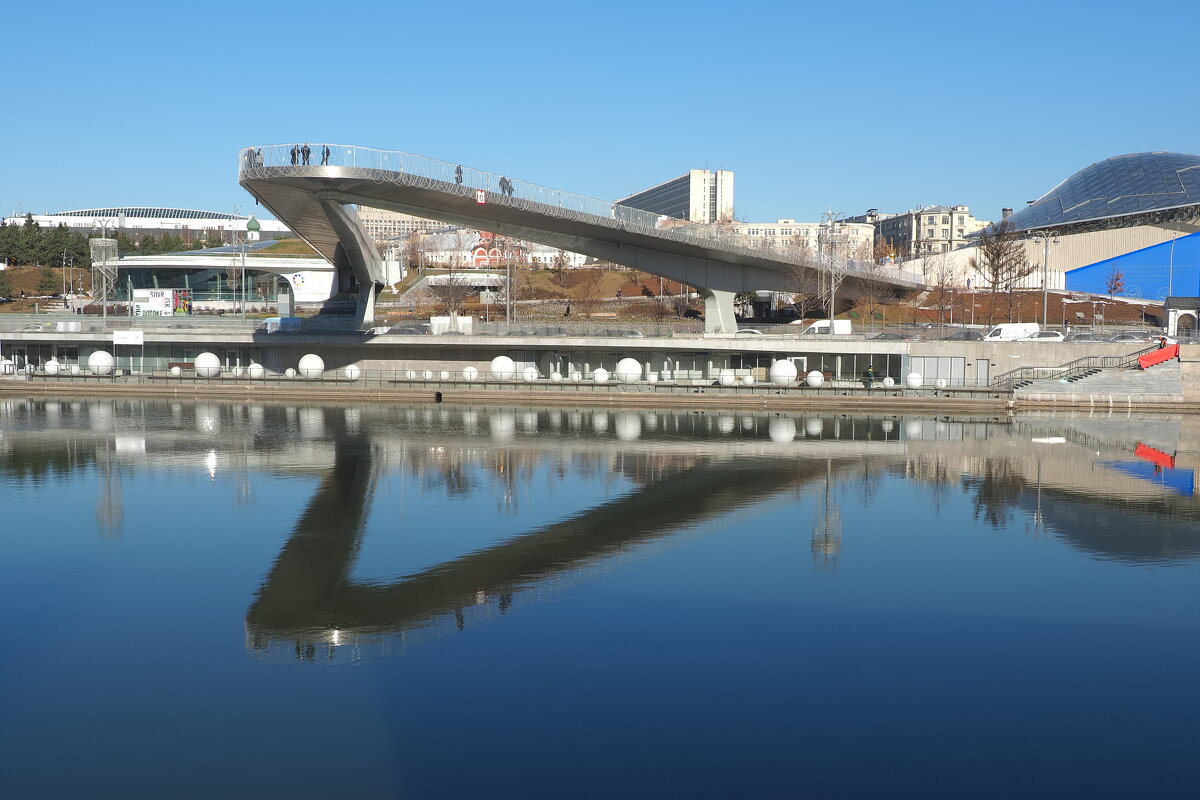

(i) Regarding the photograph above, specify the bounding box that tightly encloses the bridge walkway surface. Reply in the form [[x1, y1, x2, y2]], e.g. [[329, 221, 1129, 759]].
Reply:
[[238, 144, 923, 332]]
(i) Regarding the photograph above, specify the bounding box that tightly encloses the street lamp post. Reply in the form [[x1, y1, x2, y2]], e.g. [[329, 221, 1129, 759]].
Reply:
[[1029, 230, 1059, 328]]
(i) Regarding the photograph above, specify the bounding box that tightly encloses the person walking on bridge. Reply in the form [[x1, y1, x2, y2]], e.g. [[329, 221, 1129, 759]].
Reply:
[[321, 145, 330, 165], [455, 165, 463, 185], [301, 144, 311, 165]]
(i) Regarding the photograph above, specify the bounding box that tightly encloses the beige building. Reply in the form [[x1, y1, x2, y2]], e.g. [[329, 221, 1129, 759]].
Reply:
[[618, 169, 734, 224], [356, 208, 454, 244], [732, 219, 875, 261], [876, 205, 988, 257]]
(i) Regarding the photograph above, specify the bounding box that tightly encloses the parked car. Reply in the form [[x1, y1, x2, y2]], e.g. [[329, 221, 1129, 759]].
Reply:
[[983, 323, 1040, 342], [1024, 331, 1066, 342], [868, 332, 912, 341], [1063, 332, 1108, 343], [734, 328, 764, 335], [1108, 332, 1155, 343], [940, 329, 985, 341]]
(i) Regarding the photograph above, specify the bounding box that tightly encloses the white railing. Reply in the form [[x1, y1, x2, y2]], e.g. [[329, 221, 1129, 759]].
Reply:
[[238, 144, 925, 290]]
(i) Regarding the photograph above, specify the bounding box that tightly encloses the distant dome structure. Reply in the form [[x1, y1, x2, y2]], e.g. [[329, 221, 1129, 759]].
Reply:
[[1004, 152, 1200, 233]]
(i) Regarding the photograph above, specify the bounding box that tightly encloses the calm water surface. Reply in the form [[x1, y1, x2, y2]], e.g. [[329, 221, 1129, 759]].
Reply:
[[1, 398, 1198, 798]]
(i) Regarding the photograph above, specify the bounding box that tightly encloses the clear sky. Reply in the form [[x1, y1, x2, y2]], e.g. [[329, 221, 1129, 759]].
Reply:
[[5, 0, 1197, 225]]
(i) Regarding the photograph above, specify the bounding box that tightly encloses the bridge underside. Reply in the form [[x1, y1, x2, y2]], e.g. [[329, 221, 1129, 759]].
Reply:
[[241, 165, 920, 331]]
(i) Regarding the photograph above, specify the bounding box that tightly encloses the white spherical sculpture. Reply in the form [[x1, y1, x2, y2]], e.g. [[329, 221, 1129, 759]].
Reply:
[[741, 375, 754, 387], [87, 350, 114, 376], [285, 368, 297, 379], [570, 371, 582, 382], [405, 369, 416, 380], [592, 367, 610, 384], [344, 364, 361, 381], [522, 366, 539, 382], [647, 374, 658, 384], [614, 358, 642, 384], [806, 370, 825, 388], [231, 366, 244, 378], [423, 369, 434, 380], [194, 352, 221, 378], [550, 371, 563, 382], [44, 358, 60, 376], [298, 354, 325, 379], [490, 355, 516, 381], [882, 376, 895, 389], [247, 363, 265, 379], [440, 370, 451, 381], [463, 366, 478, 382], [70, 364, 81, 376], [934, 378, 948, 389], [905, 372, 922, 389], [718, 369, 736, 387], [769, 359, 797, 387], [0, 359, 13, 375]]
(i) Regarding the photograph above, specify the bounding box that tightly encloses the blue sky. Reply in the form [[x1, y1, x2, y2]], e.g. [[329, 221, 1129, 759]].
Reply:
[[5, 0, 1196, 225]]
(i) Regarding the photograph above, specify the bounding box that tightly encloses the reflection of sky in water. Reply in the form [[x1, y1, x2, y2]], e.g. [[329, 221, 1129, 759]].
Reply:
[[3, 400, 1200, 797]]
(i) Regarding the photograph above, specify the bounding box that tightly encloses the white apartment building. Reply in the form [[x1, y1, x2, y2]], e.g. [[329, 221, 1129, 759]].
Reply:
[[356, 207, 454, 244], [732, 219, 875, 261], [618, 169, 734, 224]]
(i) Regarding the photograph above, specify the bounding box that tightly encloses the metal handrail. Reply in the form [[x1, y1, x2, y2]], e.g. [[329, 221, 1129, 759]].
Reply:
[[238, 144, 925, 290], [989, 344, 1159, 391]]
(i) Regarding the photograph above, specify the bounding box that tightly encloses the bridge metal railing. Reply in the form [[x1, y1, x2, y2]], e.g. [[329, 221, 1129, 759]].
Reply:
[[989, 344, 1159, 392], [238, 144, 924, 290]]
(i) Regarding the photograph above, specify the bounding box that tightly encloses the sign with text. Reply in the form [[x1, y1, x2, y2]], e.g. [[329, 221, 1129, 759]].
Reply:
[[476, 190, 486, 204], [133, 289, 173, 317], [113, 330, 144, 346]]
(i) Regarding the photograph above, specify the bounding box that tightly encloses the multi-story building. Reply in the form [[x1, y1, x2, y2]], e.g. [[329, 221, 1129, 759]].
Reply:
[[617, 169, 734, 223], [874, 205, 988, 257], [732, 219, 875, 261], [356, 208, 454, 244], [1, 207, 290, 244]]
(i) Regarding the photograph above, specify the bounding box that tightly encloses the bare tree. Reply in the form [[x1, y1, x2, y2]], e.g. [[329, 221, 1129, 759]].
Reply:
[[1106, 267, 1126, 299], [855, 262, 898, 330], [969, 220, 1036, 325], [426, 271, 476, 318], [925, 252, 958, 324], [577, 269, 603, 318]]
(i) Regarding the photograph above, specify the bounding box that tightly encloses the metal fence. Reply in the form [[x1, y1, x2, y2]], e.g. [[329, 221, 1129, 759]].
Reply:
[[238, 144, 925, 290]]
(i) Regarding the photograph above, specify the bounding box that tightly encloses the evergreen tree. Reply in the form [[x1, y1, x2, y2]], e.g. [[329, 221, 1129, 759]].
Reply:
[[0, 270, 13, 298], [36, 267, 58, 296]]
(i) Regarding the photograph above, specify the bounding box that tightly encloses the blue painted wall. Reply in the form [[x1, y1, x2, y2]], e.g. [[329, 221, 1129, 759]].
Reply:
[[1065, 231, 1200, 299]]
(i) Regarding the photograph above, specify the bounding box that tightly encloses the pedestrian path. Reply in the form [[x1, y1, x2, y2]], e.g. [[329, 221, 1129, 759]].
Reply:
[[1015, 359, 1182, 405]]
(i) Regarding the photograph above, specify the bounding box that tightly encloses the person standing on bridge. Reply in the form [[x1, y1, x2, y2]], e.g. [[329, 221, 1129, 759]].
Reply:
[[455, 165, 463, 185], [290, 144, 298, 165], [301, 144, 311, 165], [321, 145, 330, 165]]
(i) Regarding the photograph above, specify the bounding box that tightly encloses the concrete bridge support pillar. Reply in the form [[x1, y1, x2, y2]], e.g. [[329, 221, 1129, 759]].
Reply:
[[702, 289, 738, 334]]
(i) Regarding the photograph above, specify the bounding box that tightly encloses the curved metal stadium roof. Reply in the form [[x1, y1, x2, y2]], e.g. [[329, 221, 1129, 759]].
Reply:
[[1005, 151, 1200, 232]]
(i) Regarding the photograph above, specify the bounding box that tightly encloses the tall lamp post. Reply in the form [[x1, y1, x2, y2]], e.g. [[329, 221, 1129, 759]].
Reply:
[[1029, 230, 1059, 328], [244, 216, 260, 323]]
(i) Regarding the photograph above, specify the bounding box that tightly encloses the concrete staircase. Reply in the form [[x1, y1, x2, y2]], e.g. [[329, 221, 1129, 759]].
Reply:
[[1015, 359, 1183, 406]]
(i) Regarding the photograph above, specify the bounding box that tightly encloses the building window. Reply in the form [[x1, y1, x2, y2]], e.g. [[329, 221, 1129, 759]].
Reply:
[[927, 229, 935, 239], [941, 228, 948, 238], [941, 215, 949, 224], [957, 215, 964, 224]]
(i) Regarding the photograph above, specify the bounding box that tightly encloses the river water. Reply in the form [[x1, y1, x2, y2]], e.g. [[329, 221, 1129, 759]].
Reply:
[[1, 397, 1197, 798]]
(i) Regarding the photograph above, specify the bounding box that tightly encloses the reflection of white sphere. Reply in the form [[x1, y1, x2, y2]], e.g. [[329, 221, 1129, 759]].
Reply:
[[742, 375, 754, 386], [490, 355, 516, 380], [285, 368, 297, 378], [523, 366, 539, 382], [615, 411, 642, 441], [718, 369, 736, 387], [570, 371, 582, 382], [882, 419, 895, 434], [935, 378, 948, 389], [70, 364, 81, 376], [806, 370, 824, 388], [550, 372, 562, 382], [521, 412, 538, 432], [592, 367, 609, 384], [905, 419, 924, 439], [769, 359, 797, 386], [195, 403, 220, 434], [805, 417, 824, 437], [88, 351, 114, 376], [490, 411, 516, 440], [615, 358, 641, 384], [905, 372, 922, 389], [592, 412, 609, 433], [247, 363, 265, 379], [769, 417, 796, 442], [298, 354, 325, 379], [463, 366, 478, 382], [440, 370, 450, 381], [882, 376, 895, 389], [195, 352, 221, 378], [44, 358, 60, 376], [717, 415, 736, 434], [299, 407, 325, 438], [344, 364, 361, 380]]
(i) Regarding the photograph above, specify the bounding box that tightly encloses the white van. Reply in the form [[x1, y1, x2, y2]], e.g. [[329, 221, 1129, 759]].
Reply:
[[791, 319, 853, 335], [983, 323, 1040, 342]]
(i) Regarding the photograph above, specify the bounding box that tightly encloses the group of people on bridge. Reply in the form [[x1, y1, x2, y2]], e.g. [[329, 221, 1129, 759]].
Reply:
[[290, 144, 331, 166]]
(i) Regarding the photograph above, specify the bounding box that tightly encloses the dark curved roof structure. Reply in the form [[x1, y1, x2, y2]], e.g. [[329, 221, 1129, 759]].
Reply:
[[1005, 151, 1200, 232]]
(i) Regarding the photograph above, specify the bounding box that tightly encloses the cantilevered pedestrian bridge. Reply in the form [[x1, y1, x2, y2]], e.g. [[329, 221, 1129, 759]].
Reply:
[[238, 144, 923, 331]]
